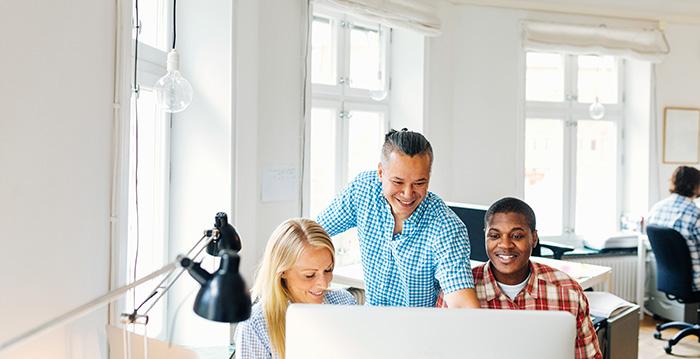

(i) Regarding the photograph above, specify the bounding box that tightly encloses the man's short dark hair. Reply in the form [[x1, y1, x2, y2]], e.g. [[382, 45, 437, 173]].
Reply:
[[381, 128, 433, 165], [670, 166, 700, 197], [484, 197, 536, 232]]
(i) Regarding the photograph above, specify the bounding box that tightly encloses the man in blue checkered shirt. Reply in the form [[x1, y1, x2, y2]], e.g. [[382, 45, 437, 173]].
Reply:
[[648, 165, 700, 290], [317, 129, 479, 308]]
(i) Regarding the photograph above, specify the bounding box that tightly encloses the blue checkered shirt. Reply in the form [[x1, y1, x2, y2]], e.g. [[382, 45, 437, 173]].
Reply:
[[647, 193, 700, 290], [233, 289, 356, 359], [317, 171, 474, 307]]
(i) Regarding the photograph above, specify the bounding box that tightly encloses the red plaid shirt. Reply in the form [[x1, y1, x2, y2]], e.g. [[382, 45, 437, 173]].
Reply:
[[437, 261, 602, 359]]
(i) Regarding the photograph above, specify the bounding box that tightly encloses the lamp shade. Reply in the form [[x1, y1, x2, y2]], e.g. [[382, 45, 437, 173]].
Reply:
[[181, 250, 251, 323]]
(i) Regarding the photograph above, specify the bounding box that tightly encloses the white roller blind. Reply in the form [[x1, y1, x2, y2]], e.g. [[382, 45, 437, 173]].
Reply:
[[523, 21, 670, 62], [314, 0, 441, 35]]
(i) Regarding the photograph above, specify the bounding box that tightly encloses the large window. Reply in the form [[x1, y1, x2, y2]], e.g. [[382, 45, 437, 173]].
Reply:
[[124, 0, 171, 338], [524, 52, 623, 245], [307, 8, 391, 265]]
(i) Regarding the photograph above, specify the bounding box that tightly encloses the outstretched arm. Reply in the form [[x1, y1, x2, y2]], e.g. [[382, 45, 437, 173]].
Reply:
[[443, 288, 480, 308]]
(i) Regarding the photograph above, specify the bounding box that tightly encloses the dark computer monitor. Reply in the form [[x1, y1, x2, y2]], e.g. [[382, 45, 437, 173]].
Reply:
[[447, 202, 489, 262]]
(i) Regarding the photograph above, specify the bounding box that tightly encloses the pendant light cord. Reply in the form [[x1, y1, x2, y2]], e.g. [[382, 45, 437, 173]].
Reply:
[[132, 0, 141, 313], [172, 0, 176, 50]]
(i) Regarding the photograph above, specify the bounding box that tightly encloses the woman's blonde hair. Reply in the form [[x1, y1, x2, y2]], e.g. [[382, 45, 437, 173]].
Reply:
[[250, 218, 335, 359]]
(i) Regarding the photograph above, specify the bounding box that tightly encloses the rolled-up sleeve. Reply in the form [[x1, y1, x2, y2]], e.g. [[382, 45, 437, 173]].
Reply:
[[316, 175, 359, 236], [433, 219, 474, 294]]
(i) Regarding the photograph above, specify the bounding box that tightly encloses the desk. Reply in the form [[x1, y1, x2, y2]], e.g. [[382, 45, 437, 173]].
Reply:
[[333, 256, 612, 291]]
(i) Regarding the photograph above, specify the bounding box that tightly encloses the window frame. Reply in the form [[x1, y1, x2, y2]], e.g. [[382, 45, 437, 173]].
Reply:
[[117, 0, 173, 338], [524, 52, 625, 245], [305, 6, 392, 220]]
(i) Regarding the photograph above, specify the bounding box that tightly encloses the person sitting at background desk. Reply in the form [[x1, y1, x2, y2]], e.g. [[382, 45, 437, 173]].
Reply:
[[647, 165, 700, 291], [438, 197, 601, 359], [234, 218, 356, 359], [317, 128, 479, 308]]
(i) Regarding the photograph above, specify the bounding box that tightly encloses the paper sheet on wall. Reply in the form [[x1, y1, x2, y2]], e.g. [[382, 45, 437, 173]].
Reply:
[[261, 166, 299, 202], [665, 108, 700, 163]]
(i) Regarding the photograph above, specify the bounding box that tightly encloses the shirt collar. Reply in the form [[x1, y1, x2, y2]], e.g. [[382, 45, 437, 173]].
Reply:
[[671, 193, 696, 205], [379, 193, 431, 233], [483, 260, 539, 301]]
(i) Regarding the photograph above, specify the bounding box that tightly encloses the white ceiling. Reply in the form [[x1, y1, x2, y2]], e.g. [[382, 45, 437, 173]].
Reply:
[[448, 0, 700, 23]]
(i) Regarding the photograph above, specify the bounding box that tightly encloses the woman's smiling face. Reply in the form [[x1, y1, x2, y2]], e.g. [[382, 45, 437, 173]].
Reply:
[[282, 244, 334, 304]]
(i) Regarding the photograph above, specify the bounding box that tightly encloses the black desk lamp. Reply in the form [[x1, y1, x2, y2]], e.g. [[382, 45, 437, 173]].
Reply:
[[0, 212, 251, 353], [184, 249, 251, 322]]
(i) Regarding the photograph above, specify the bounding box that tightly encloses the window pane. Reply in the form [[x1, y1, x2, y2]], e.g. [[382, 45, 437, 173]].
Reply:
[[311, 16, 336, 86], [333, 229, 361, 266], [575, 120, 617, 238], [135, 0, 167, 50], [577, 56, 618, 104], [127, 88, 167, 337], [309, 107, 337, 218], [347, 111, 384, 182], [348, 23, 383, 90], [526, 52, 564, 102], [524, 119, 564, 236]]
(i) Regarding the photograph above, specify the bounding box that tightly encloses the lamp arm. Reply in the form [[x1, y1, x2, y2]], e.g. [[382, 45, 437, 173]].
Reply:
[[0, 260, 179, 354], [135, 233, 217, 318], [1, 222, 231, 354]]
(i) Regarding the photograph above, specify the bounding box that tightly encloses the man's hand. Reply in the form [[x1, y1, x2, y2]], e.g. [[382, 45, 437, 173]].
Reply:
[[443, 288, 480, 308]]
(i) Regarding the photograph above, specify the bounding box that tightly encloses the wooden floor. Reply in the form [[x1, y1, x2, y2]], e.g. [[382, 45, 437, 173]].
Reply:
[[639, 315, 700, 358]]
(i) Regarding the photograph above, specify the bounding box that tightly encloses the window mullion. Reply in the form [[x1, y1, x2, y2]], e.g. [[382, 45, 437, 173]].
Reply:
[[338, 15, 349, 92], [566, 55, 580, 242], [564, 112, 578, 240], [338, 103, 349, 191], [565, 54, 577, 102]]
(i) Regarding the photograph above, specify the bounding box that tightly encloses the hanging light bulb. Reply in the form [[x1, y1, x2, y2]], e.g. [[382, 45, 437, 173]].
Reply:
[[154, 49, 193, 113], [369, 89, 388, 101], [589, 97, 605, 120]]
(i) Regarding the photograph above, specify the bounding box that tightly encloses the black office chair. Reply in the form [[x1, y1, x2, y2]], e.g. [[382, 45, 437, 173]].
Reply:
[[646, 225, 700, 354], [533, 240, 575, 260], [468, 238, 574, 261]]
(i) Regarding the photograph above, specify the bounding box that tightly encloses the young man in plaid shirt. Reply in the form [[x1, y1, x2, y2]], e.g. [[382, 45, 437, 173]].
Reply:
[[438, 197, 602, 359]]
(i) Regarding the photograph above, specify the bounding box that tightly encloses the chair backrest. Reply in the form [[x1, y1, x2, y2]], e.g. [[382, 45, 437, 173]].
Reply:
[[646, 225, 695, 300], [447, 202, 488, 261]]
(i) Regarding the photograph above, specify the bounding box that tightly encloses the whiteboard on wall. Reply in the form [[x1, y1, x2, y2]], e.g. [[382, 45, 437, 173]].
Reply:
[[663, 107, 700, 164]]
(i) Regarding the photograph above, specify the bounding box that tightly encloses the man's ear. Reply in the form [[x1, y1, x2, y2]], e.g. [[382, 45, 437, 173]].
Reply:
[[532, 230, 539, 249], [377, 162, 384, 180]]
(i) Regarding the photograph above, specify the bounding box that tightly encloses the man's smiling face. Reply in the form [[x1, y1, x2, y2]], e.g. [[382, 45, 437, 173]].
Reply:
[[378, 151, 431, 223], [486, 212, 538, 285]]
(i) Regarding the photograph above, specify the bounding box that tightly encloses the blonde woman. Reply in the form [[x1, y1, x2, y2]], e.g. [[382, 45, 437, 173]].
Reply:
[[234, 218, 356, 359]]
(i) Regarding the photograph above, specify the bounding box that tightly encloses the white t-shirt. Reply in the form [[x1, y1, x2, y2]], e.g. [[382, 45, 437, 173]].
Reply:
[[497, 273, 531, 300]]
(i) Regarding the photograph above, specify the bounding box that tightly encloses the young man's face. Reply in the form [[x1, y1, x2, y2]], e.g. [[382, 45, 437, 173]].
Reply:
[[378, 151, 431, 222], [486, 212, 538, 285]]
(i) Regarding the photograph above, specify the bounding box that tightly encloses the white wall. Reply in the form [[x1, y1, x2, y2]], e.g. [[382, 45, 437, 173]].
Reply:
[[423, 5, 456, 197], [167, 0, 233, 346], [623, 60, 651, 217], [652, 23, 700, 203], [231, 0, 307, 285], [390, 28, 425, 133], [166, 0, 308, 347], [426, 4, 524, 205], [0, 1, 114, 358]]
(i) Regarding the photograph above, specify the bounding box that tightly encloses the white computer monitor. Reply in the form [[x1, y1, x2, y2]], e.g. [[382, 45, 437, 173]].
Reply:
[[286, 304, 576, 359]]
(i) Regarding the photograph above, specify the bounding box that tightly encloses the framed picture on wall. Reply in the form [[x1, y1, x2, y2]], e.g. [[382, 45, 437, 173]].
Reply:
[[663, 107, 700, 164]]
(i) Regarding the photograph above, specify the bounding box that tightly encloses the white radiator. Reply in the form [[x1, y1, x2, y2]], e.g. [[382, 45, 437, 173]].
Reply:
[[568, 255, 638, 303]]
